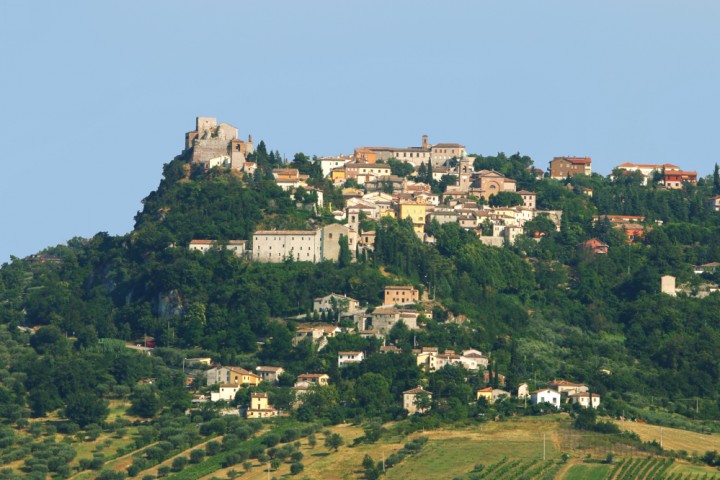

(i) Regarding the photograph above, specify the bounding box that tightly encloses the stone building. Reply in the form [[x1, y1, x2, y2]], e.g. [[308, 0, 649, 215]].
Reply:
[[355, 135, 466, 167], [184, 117, 254, 170]]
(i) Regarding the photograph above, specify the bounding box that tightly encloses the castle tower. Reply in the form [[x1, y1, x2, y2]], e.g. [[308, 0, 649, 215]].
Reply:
[[422, 135, 429, 150]]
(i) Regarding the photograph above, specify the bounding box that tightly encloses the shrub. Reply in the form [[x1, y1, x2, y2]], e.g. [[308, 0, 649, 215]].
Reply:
[[290, 462, 304, 475], [206, 440, 222, 456], [262, 433, 281, 447], [189, 449, 205, 464], [171, 456, 188, 472]]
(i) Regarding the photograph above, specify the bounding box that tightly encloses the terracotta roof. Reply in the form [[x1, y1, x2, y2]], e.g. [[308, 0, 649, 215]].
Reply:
[[338, 351, 363, 355], [403, 386, 430, 394], [553, 156, 592, 165], [250, 392, 268, 398], [254, 230, 317, 235], [548, 380, 586, 387], [568, 392, 600, 398], [256, 366, 283, 372], [297, 373, 329, 379]]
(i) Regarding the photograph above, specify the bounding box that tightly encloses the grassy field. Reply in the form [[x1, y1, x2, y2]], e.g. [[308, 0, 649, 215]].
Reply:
[[563, 463, 611, 480], [612, 420, 720, 454]]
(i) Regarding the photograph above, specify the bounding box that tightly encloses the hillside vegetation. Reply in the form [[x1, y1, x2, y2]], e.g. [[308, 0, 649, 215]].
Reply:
[[1, 143, 720, 478]]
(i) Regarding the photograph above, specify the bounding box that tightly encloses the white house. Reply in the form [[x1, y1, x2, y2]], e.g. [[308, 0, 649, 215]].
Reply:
[[210, 384, 241, 402], [517, 383, 529, 399], [531, 389, 562, 409], [189, 240, 247, 257], [568, 392, 601, 409], [338, 351, 365, 367]]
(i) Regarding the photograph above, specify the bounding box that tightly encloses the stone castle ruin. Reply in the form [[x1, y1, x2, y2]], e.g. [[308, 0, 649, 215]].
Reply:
[[184, 117, 254, 170]]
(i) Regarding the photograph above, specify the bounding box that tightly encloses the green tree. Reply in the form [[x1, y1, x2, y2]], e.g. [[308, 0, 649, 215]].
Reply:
[[64, 393, 108, 428], [324, 433, 344, 452]]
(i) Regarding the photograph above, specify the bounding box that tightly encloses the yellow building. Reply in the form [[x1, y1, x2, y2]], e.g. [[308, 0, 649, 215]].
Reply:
[[246, 392, 278, 418], [397, 201, 427, 235], [476, 387, 493, 402]]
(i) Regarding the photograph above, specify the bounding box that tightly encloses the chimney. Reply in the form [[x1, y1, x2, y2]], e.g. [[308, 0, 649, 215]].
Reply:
[[422, 135, 428, 149]]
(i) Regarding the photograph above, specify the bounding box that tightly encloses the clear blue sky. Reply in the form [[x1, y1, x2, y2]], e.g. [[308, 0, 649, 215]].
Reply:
[[2, 1, 719, 262]]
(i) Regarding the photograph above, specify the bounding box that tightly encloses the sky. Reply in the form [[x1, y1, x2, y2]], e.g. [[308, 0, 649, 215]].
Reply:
[[1, 1, 719, 262]]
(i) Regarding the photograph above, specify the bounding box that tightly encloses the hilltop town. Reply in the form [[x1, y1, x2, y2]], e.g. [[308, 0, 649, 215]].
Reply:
[[1, 116, 720, 479]]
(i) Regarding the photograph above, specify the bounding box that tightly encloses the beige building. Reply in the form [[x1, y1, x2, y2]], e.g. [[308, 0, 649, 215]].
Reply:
[[255, 366, 285, 383], [568, 392, 601, 409], [313, 294, 360, 313], [185, 117, 254, 170], [246, 392, 278, 418], [370, 308, 419, 333], [403, 386, 432, 414], [517, 190, 536, 209], [294, 373, 330, 390], [661, 275, 677, 296], [189, 240, 247, 257], [355, 136, 466, 167], [549, 157, 592, 179], [206, 366, 261, 387], [384, 286, 419, 305], [252, 224, 356, 263]]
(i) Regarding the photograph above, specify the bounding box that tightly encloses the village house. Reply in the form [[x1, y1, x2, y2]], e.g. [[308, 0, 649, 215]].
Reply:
[[694, 262, 720, 275], [189, 240, 247, 257], [547, 380, 589, 395], [664, 170, 698, 189], [476, 386, 493, 403], [318, 155, 353, 178], [294, 373, 330, 390], [403, 386, 432, 414], [313, 294, 360, 314], [272, 168, 309, 191], [370, 308, 420, 333], [384, 285, 420, 305], [476, 387, 510, 403], [396, 200, 428, 235], [338, 351, 365, 367], [210, 384, 241, 402], [661, 275, 677, 296], [583, 238, 609, 255], [613, 162, 680, 186], [246, 392, 278, 418], [517, 383, 529, 399], [531, 388, 562, 409], [517, 190, 537, 209], [292, 325, 341, 349], [343, 162, 393, 185], [708, 195, 720, 212], [549, 156, 592, 179], [255, 366, 285, 383], [206, 366, 261, 387], [568, 392, 601, 409]]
